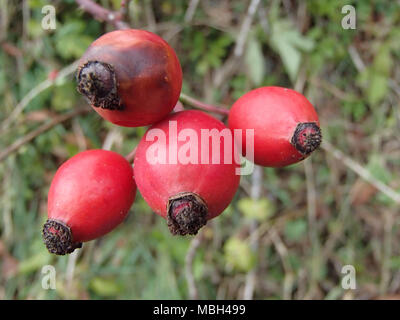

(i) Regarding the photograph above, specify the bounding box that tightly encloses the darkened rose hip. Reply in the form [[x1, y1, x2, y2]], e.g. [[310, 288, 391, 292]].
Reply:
[[134, 110, 241, 235], [76, 29, 182, 127], [228, 86, 322, 167], [43, 150, 136, 255]]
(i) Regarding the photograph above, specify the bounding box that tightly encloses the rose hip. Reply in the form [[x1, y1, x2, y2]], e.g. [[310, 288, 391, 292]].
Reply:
[[43, 150, 136, 255], [228, 86, 321, 167], [133, 110, 240, 235], [76, 29, 182, 127]]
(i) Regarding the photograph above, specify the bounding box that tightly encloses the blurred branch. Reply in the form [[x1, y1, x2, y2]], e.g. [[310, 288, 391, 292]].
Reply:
[[0, 106, 90, 163], [66, 250, 80, 297], [380, 211, 394, 294], [102, 128, 122, 151], [185, 231, 203, 299], [119, 0, 131, 20], [243, 165, 263, 300], [75, 0, 130, 29], [257, 5, 269, 34], [268, 228, 294, 300], [321, 141, 400, 204], [184, 0, 200, 23], [0, 60, 80, 134], [213, 0, 261, 87], [234, 0, 261, 57], [303, 157, 320, 298], [348, 45, 366, 72], [310, 77, 356, 102], [144, 0, 156, 32], [179, 93, 229, 116], [125, 146, 137, 163]]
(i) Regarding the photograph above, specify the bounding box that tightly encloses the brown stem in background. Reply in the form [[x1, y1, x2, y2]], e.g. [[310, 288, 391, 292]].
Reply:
[[0, 106, 91, 163], [243, 165, 263, 300], [0, 60, 80, 134], [125, 146, 137, 163], [75, 0, 129, 29], [185, 230, 204, 299], [179, 93, 229, 116]]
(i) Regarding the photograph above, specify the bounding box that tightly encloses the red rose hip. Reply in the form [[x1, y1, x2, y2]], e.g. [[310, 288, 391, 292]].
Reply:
[[76, 29, 182, 127], [228, 86, 321, 167], [43, 150, 136, 255], [134, 110, 240, 235]]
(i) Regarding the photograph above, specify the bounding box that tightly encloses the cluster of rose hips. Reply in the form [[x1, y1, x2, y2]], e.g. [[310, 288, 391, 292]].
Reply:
[[43, 29, 321, 255]]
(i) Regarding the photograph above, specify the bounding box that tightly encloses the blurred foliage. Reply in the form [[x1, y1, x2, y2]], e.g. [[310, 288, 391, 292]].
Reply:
[[1, 0, 400, 300]]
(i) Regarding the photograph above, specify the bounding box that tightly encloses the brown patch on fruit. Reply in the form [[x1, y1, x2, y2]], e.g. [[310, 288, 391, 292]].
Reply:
[[42, 219, 82, 255], [167, 192, 208, 236], [77, 42, 173, 111], [76, 61, 124, 111], [291, 122, 322, 155]]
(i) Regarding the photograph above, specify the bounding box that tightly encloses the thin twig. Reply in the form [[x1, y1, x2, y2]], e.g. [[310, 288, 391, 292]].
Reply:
[[0, 106, 90, 162], [75, 0, 130, 29], [213, 0, 261, 87], [179, 93, 229, 116], [348, 45, 366, 72], [321, 141, 400, 204], [125, 146, 137, 163], [185, 232, 203, 299], [144, 0, 157, 32], [119, 0, 131, 20], [380, 211, 393, 294], [184, 0, 200, 23], [234, 0, 261, 57], [0, 60, 80, 133], [303, 157, 320, 298], [268, 228, 294, 300], [243, 165, 263, 300], [72, 118, 87, 151], [102, 128, 122, 151], [66, 250, 80, 297]]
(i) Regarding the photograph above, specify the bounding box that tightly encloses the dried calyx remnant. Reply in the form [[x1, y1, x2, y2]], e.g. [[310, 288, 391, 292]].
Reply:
[[167, 192, 208, 236], [76, 61, 124, 111], [291, 122, 322, 155], [42, 219, 82, 255]]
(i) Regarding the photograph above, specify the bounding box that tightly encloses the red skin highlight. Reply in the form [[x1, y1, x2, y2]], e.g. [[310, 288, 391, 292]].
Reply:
[[78, 29, 182, 127], [134, 110, 240, 221], [47, 150, 136, 242], [228, 86, 320, 167]]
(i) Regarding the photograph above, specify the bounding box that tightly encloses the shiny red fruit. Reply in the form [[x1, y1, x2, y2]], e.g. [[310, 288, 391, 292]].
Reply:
[[228, 86, 321, 167], [134, 110, 240, 235], [43, 150, 136, 255], [77, 29, 182, 127]]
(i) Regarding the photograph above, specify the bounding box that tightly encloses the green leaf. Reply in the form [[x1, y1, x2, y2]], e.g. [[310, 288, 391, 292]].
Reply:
[[51, 81, 78, 112], [245, 36, 266, 85], [367, 154, 391, 184], [373, 45, 392, 76], [54, 21, 94, 59], [284, 219, 307, 242], [90, 277, 123, 297], [272, 36, 301, 82], [18, 250, 52, 275], [367, 73, 388, 105], [224, 237, 256, 272], [270, 20, 314, 82], [238, 197, 274, 221]]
